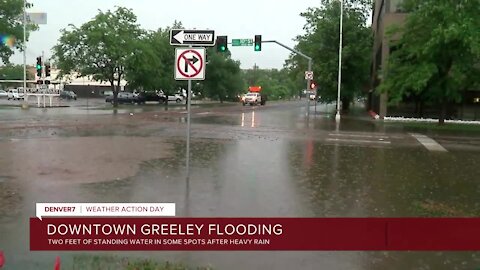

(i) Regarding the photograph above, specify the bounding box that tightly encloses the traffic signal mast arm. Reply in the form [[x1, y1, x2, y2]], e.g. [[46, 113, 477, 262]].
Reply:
[[261, 40, 312, 63], [261, 40, 314, 116]]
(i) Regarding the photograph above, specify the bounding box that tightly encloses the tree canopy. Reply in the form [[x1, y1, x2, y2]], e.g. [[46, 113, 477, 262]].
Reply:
[[379, 0, 480, 124], [125, 21, 184, 96], [0, 0, 37, 64], [243, 68, 297, 100], [202, 48, 244, 102], [53, 6, 143, 106], [285, 0, 372, 111]]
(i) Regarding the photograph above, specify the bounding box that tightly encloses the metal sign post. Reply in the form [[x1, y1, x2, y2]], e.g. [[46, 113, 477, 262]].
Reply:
[[186, 54, 192, 180], [172, 30, 209, 182], [306, 60, 312, 117]]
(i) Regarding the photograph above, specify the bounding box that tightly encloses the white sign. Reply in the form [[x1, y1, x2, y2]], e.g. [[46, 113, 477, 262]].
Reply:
[[175, 48, 206, 80], [305, 71, 314, 80], [170, 29, 215, 46], [27, 12, 47, 24], [36, 203, 176, 220]]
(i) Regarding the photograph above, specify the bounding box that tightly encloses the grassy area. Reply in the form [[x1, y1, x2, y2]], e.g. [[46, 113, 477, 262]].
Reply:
[[385, 121, 480, 133], [126, 260, 212, 270], [72, 255, 212, 270]]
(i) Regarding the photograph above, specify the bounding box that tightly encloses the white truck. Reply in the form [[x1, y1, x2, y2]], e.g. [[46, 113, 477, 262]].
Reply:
[[242, 92, 267, 106]]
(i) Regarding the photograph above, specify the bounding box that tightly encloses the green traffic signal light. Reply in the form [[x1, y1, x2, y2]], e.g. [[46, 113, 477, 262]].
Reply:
[[254, 35, 262, 52], [36, 64, 41, 70], [216, 36, 228, 52]]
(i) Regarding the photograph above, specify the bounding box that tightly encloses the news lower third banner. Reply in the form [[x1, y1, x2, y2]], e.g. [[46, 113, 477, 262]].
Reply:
[[30, 218, 480, 251]]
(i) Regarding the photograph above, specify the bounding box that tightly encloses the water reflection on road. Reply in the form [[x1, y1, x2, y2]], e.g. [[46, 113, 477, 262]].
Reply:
[[0, 101, 479, 269]]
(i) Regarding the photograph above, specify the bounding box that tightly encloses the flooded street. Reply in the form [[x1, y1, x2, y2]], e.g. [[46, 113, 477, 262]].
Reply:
[[1, 100, 480, 269]]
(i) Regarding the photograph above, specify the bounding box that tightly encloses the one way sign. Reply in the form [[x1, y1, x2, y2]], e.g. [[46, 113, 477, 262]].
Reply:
[[170, 29, 216, 46]]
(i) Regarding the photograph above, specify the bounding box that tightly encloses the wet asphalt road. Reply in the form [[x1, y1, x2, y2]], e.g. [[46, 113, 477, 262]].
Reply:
[[0, 98, 480, 269]]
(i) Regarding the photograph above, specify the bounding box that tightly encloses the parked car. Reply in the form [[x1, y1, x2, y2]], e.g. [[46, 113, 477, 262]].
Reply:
[[168, 94, 183, 103], [60, 90, 77, 100], [0, 90, 7, 98], [102, 90, 113, 97], [105, 92, 146, 104], [141, 91, 167, 103], [158, 90, 183, 103], [7, 89, 24, 100]]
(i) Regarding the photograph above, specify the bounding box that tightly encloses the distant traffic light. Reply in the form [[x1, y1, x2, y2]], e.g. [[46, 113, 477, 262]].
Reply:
[[45, 63, 51, 77], [36, 56, 42, 77], [310, 81, 317, 90], [216, 36, 227, 52], [254, 35, 262, 51]]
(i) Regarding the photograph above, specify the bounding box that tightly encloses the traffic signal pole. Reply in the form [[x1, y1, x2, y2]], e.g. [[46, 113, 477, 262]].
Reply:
[[262, 40, 313, 117]]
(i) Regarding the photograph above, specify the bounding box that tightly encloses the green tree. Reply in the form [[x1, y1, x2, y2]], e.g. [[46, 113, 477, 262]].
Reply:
[[0, 0, 37, 64], [125, 21, 184, 97], [243, 68, 297, 100], [0, 64, 34, 88], [0, 64, 33, 79], [379, 0, 480, 124], [286, 0, 372, 111], [203, 49, 244, 102], [53, 7, 143, 106]]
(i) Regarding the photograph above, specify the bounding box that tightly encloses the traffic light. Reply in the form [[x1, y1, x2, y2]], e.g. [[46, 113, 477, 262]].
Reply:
[[309, 81, 317, 90], [254, 35, 262, 51], [216, 36, 227, 52], [36, 56, 42, 77], [45, 63, 51, 77]]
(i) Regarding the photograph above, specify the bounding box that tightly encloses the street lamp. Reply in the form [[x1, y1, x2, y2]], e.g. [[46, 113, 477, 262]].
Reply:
[[335, 0, 344, 122]]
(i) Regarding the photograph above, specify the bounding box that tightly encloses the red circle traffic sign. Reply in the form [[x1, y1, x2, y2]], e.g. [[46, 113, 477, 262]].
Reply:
[[177, 49, 204, 78]]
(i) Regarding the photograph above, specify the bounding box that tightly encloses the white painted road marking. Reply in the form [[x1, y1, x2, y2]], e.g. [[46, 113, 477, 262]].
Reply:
[[326, 138, 391, 144], [410, 133, 448, 152], [328, 133, 389, 140]]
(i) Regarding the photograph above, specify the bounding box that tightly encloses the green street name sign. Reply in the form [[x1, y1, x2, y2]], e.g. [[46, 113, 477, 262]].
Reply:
[[232, 39, 254, 46]]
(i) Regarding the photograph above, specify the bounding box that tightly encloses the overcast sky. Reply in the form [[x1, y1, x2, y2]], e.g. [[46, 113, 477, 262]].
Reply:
[[11, 0, 322, 69]]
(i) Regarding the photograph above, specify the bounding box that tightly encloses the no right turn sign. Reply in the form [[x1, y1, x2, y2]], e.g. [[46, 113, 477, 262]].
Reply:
[[305, 71, 314, 80], [175, 48, 206, 80]]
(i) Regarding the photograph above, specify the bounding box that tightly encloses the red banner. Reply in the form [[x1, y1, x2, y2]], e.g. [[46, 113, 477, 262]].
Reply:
[[30, 218, 480, 251]]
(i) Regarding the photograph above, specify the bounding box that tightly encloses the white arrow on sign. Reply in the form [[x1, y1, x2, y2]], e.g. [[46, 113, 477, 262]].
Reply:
[[173, 30, 185, 44]]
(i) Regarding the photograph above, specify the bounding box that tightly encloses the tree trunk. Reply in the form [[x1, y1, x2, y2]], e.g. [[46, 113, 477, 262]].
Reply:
[[111, 82, 118, 108], [439, 98, 447, 125], [341, 97, 350, 112], [419, 101, 425, 118], [415, 99, 420, 117], [438, 59, 453, 125], [460, 89, 466, 120], [114, 73, 122, 108]]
